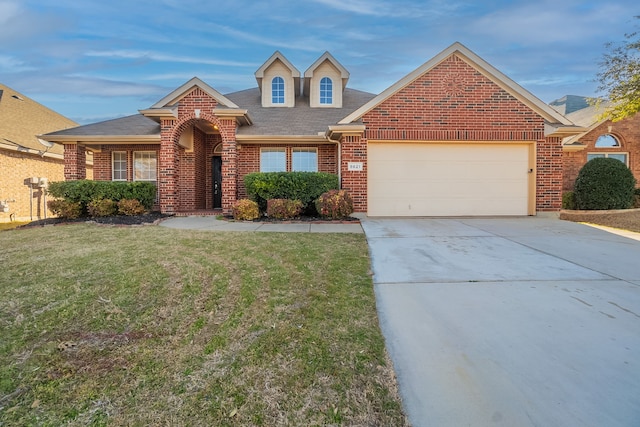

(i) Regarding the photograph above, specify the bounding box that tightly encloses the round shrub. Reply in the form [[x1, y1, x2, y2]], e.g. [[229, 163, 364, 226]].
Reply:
[[315, 190, 354, 219], [266, 199, 303, 219], [574, 157, 636, 210], [118, 199, 146, 216], [47, 199, 82, 219], [232, 199, 260, 221], [87, 199, 117, 217]]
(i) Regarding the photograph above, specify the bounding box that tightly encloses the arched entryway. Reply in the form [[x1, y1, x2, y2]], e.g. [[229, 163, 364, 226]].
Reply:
[[172, 118, 224, 212]]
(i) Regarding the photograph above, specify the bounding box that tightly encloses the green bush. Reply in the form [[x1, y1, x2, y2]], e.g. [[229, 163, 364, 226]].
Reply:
[[244, 172, 339, 212], [118, 199, 146, 216], [232, 199, 260, 221], [47, 200, 82, 219], [562, 191, 576, 210], [47, 180, 157, 212], [315, 190, 354, 219], [87, 199, 117, 217], [574, 157, 636, 210], [266, 199, 303, 219]]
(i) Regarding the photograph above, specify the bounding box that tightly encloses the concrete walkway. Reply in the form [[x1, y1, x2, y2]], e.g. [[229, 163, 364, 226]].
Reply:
[[159, 215, 363, 233]]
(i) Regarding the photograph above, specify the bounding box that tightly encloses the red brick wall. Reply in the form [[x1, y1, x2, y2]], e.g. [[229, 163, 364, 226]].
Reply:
[[92, 145, 160, 181], [343, 53, 559, 212], [563, 113, 640, 190], [236, 144, 338, 199], [64, 144, 87, 180]]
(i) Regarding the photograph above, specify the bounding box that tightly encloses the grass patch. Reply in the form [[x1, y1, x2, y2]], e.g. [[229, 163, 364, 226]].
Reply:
[[0, 225, 407, 426], [0, 222, 29, 231]]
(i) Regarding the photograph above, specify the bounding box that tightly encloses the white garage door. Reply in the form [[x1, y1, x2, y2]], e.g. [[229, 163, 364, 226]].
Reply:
[[368, 143, 531, 216]]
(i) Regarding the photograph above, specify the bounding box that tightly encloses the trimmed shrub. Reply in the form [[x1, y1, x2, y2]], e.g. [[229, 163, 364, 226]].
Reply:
[[266, 199, 303, 219], [87, 199, 117, 217], [244, 172, 339, 212], [315, 190, 354, 219], [118, 199, 146, 216], [562, 191, 576, 210], [47, 180, 157, 212], [47, 199, 82, 219], [574, 158, 636, 210], [232, 199, 260, 221]]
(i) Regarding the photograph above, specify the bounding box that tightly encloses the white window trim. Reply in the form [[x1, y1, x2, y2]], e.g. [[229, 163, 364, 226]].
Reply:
[[292, 147, 318, 172], [133, 151, 157, 182], [260, 147, 286, 172], [587, 152, 629, 166], [112, 151, 127, 181]]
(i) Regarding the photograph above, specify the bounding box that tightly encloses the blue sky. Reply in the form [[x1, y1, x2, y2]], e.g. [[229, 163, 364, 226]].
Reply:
[[0, 0, 637, 124]]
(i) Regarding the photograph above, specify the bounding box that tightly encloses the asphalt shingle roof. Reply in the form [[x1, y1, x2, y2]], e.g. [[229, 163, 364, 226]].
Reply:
[[42, 86, 376, 138], [45, 114, 160, 137]]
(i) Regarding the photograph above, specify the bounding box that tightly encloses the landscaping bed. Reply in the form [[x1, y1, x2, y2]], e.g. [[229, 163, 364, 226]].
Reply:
[[560, 208, 640, 233]]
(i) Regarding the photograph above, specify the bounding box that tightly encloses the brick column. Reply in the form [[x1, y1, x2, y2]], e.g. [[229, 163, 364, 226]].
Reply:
[[64, 144, 86, 180], [340, 133, 367, 213], [220, 118, 238, 215], [536, 136, 563, 211], [159, 119, 179, 214]]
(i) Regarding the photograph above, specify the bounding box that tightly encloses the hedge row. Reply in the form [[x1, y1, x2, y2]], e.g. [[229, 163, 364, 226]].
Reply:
[[47, 180, 157, 211], [244, 172, 339, 213]]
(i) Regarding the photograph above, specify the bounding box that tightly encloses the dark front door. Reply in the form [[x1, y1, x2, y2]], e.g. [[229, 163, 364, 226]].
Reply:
[[212, 156, 222, 209]]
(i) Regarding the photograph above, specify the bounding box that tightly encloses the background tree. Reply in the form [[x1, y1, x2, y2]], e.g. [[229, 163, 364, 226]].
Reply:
[[593, 16, 640, 122]]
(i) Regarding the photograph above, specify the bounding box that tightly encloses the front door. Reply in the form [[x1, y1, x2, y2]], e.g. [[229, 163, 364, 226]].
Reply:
[[212, 156, 222, 209]]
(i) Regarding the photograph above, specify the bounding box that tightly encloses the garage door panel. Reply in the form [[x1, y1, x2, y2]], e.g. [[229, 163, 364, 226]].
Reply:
[[368, 143, 530, 216]]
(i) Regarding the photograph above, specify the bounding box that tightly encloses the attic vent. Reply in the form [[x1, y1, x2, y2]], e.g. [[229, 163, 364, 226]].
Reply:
[[12, 94, 24, 101]]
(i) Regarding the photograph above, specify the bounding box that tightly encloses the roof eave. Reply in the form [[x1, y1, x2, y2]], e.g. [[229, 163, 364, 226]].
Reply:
[[37, 134, 161, 144]]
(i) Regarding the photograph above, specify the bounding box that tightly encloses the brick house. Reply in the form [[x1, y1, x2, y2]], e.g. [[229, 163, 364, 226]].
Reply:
[[0, 83, 92, 222], [558, 96, 640, 191], [41, 43, 584, 217]]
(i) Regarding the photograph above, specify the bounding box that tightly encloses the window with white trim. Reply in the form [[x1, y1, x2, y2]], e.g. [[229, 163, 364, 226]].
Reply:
[[320, 77, 332, 105], [272, 77, 285, 104], [260, 148, 286, 172], [292, 148, 318, 172], [587, 152, 628, 165], [133, 151, 157, 181], [112, 151, 127, 181]]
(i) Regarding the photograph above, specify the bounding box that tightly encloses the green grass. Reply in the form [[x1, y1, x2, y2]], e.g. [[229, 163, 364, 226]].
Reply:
[[0, 224, 407, 426]]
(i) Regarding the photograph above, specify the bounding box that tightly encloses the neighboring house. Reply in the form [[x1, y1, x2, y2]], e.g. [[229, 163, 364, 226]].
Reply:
[[41, 43, 584, 217], [555, 96, 640, 191], [0, 83, 92, 222]]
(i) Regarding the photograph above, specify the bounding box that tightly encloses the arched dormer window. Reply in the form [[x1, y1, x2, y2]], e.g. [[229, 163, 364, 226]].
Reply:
[[320, 77, 332, 104], [595, 134, 620, 147], [272, 77, 285, 104]]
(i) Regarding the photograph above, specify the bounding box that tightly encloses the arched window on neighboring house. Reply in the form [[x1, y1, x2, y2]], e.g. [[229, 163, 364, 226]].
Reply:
[[320, 77, 332, 105], [272, 77, 285, 104], [588, 133, 628, 165], [595, 134, 620, 147]]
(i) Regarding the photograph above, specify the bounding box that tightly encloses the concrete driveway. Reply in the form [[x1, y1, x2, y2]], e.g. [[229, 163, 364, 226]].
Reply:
[[362, 217, 640, 427]]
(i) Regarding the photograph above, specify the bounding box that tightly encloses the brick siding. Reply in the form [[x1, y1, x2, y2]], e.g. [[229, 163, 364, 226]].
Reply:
[[342, 53, 560, 212], [563, 113, 640, 191]]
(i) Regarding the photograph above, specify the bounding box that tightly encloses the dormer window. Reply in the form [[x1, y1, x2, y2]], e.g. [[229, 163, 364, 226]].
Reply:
[[272, 77, 285, 104], [320, 77, 332, 105]]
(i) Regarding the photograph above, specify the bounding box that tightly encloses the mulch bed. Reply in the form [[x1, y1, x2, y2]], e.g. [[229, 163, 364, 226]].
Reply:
[[20, 212, 172, 228]]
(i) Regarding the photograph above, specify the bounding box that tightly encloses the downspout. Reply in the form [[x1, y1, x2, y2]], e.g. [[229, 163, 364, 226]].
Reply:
[[325, 130, 342, 185]]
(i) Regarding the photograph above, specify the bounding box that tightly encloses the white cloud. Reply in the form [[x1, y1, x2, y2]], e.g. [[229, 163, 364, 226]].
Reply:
[[0, 54, 34, 72], [85, 49, 259, 68]]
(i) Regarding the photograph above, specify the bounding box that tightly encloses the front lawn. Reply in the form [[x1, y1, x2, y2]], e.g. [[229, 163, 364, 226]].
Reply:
[[0, 225, 407, 426]]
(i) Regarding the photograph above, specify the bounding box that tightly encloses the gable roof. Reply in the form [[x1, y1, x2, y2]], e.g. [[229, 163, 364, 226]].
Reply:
[[147, 77, 240, 110], [339, 42, 576, 132], [0, 82, 77, 158], [304, 51, 349, 83], [254, 51, 301, 96]]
